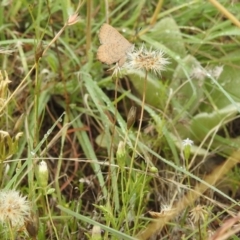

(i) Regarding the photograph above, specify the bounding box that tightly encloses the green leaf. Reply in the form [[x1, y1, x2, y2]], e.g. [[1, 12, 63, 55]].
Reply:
[[127, 69, 168, 109], [145, 17, 187, 59], [190, 104, 240, 141], [170, 55, 204, 116], [204, 65, 240, 109]]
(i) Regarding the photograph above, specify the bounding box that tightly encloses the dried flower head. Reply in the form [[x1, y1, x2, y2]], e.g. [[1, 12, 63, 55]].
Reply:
[[207, 65, 223, 80], [191, 65, 207, 81], [126, 44, 169, 75], [191, 65, 223, 81], [190, 204, 208, 224], [0, 190, 30, 228]]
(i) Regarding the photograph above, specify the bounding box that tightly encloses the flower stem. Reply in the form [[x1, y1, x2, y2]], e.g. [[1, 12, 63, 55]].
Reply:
[[127, 71, 148, 192]]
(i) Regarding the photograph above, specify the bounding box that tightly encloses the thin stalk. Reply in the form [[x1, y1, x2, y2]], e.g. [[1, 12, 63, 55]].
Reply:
[[108, 76, 120, 212], [126, 71, 148, 196], [150, 0, 164, 25], [208, 0, 240, 28], [86, 0, 92, 56]]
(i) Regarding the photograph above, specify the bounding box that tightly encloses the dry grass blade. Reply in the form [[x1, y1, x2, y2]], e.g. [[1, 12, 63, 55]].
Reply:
[[209, 213, 240, 240]]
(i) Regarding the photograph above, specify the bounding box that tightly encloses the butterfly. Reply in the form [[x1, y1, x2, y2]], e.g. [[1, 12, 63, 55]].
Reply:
[[97, 23, 133, 67]]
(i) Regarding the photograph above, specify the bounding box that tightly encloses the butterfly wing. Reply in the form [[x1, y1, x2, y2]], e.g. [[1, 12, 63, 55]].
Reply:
[[97, 24, 133, 66], [98, 24, 121, 44], [97, 42, 124, 65]]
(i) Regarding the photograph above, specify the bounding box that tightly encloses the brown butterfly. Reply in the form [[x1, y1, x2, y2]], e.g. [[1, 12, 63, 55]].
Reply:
[[97, 23, 133, 67]]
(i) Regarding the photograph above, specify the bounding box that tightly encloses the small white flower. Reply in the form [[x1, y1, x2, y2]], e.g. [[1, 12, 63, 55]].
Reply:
[[37, 160, 49, 188], [38, 160, 48, 173], [182, 138, 194, 147]]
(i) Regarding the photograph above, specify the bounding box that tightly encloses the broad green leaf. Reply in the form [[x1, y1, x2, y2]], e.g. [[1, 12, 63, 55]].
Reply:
[[145, 17, 187, 59], [204, 65, 240, 110], [190, 103, 240, 141], [170, 55, 204, 116], [127, 69, 168, 110]]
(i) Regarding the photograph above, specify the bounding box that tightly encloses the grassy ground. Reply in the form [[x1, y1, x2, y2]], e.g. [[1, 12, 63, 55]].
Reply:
[[1, 0, 240, 239]]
